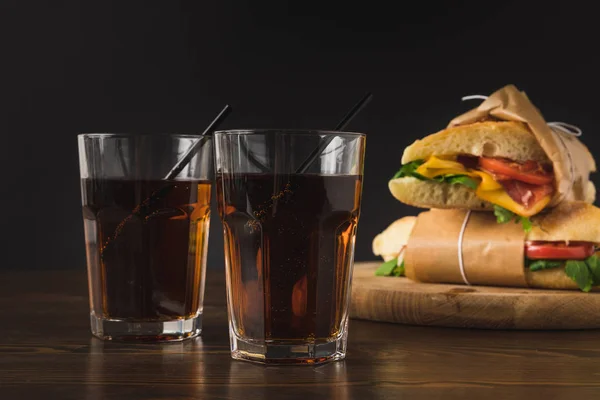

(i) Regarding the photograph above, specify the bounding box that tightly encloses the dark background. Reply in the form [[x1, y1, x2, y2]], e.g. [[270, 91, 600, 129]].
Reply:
[[1, 1, 599, 270]]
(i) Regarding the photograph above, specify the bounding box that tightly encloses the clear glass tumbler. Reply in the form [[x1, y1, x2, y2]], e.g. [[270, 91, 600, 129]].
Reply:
[[78, 133, 213, 341], [214, 130, 366, 364]]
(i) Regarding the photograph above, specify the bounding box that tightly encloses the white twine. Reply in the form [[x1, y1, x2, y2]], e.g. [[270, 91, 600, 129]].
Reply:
[[461, 94, 584, 138], [462, 94, 582, 205], [450, 95, 583, 283], [397, 246, 406, 266], [548, 122, 583, 137], [461, 94, 490, 101], [457, 210, 472, 286]]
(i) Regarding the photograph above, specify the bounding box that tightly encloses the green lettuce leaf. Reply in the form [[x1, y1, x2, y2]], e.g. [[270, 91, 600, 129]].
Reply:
[[375, 259, 397, 276], [565, 260, 594, 292], [443, 175, 479, 190], [493, 205, 532, 233], [529, 254, 600, 292], [493, 205, 514, 224], [586, 254, 600, 284], [527, 259, 563, 272], [392, 160, 478, 190], [392, 160, 425, 180], [520, 216, 533, 233], [374, 259, 405, 277], [392, 261, 405, 277]]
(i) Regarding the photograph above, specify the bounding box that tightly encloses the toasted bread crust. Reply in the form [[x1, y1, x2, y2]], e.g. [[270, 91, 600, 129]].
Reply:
[[388, 177, 493, 211], [401, 121, 550, 164], [528, 201, 600, 243], [524, 267, 580, 290], [389, 176, 595, 212], [372, 216, 417, 260]]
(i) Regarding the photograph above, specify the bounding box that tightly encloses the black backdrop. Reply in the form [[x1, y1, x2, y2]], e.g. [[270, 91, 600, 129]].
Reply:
[[2, 1, 599, 270]]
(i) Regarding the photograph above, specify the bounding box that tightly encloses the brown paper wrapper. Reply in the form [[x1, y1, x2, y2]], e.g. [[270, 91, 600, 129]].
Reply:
[[449, 84, 596, 206], [405, 209, 527, 287]]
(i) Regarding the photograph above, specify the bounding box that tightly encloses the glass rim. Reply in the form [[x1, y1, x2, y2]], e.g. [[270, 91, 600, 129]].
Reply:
[[78, 133, 211, 140], [214, 129, 366, 137]]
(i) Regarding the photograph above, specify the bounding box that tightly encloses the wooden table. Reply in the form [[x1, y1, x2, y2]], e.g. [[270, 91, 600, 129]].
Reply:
[[2, 269, 600, 399]]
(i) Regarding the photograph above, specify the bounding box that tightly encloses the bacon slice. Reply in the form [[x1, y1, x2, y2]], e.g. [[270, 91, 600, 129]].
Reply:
[[501, 180, 554, 209]]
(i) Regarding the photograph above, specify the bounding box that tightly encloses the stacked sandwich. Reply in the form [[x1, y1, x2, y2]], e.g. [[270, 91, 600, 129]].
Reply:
[[372, 84, 600, 291]]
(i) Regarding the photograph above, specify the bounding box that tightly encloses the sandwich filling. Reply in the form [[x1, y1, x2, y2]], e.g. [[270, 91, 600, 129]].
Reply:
[[376, 241, 600, 292], [525, 241, 600, 292], [394, 155, 555, 229]]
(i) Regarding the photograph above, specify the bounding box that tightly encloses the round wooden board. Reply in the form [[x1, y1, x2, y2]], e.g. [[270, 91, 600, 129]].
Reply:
[[350, 261, 600, 330]]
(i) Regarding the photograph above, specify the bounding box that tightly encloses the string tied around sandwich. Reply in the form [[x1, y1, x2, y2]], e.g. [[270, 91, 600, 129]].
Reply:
[[462, 93, 581, 205], [461, 94, 489, 101], [396, 246, 406, 267], [461, 94, 584, 138], [547, 122, 583, 137], [462, 93, 585, 209], [457, 210, 472, 286]]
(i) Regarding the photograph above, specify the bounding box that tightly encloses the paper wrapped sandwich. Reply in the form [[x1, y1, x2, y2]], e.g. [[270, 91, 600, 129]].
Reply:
[[373, 202, 600, 292], [389, 85, 596, 230]]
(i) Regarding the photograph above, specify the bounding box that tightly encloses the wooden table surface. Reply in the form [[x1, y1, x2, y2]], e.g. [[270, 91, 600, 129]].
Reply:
[[3, 269, 600, 399]]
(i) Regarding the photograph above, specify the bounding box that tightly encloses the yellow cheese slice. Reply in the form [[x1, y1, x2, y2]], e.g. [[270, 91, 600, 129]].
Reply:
[[415, 157, 503, 191], [475, 188, 551, 217], [415, 156, 466, 178], [411, 156, 550, 217], [470, 170, 503, 191]]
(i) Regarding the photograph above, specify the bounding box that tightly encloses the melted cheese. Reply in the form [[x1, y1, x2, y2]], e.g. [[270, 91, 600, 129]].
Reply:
[[415, 156, 466, 177], [470, 171, 503, 191], [476, 189, 551, 217], [414, 156, 549, 216], [415, 156, 502, 191]]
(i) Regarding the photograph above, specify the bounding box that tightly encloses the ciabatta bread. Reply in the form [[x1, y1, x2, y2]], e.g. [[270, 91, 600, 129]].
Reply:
[[388, 177, 493, 211], [401, 121, 551, 165], [372, 216, 417, 261], [389, 174, 595, 211], [372, 202, 600, 290], [528, 201, 600, 243]]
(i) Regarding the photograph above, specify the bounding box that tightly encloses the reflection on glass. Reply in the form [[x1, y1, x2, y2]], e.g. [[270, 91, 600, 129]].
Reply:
[[215, 130, 366, 364]]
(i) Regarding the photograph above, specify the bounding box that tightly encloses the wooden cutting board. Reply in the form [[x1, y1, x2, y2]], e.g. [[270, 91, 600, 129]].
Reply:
[[350, 261, 600, 330]]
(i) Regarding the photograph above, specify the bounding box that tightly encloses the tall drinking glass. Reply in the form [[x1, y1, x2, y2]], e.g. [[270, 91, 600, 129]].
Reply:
[[78, 134, 213, 341], [215, 130, 366, 364]]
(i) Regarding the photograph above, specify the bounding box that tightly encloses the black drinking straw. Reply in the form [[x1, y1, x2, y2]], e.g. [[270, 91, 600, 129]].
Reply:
[[295, 92, 373, 174], [238, 139, 271, 173], [101, 104, 232, 259], [165, 104, 232, 179]]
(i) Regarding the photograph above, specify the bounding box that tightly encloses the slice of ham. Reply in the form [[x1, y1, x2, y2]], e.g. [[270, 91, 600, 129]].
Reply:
[[452, 155, 555, 209], [501, 180, 554, 209]]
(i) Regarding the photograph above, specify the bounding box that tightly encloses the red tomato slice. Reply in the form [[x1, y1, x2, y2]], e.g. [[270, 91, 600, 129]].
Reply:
[[525, 241, 595, 260], [479, 157, 554, 185]]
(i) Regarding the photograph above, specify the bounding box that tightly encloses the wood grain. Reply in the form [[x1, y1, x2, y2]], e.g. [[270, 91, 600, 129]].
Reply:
[[2, 267, 600, 399], [350, 262, 600, 329]]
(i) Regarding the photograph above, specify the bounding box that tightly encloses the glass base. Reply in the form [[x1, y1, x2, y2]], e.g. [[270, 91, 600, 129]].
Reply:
[[90, 312, 202, 342], [230, 331, 347, 365]]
